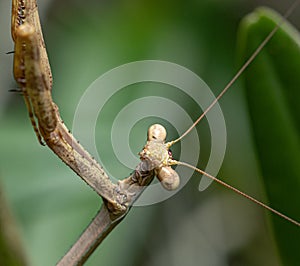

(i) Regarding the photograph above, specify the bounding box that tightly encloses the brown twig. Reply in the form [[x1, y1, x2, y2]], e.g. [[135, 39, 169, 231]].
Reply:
[[57, 204, 124, 266], [57, 170, 155, 266]]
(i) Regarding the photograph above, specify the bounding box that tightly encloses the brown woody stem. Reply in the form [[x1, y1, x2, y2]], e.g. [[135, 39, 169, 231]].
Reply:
[[56, 204, 125, 266]]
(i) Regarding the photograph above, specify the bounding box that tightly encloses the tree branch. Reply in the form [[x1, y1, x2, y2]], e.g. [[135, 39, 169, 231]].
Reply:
[[57, 204, 124, 266]]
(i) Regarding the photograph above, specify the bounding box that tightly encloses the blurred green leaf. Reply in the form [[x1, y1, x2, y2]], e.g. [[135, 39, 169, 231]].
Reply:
[[237, 7, 300, 265]]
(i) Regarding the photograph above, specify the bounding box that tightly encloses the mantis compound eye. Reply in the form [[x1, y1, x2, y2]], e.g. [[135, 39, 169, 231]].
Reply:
[[156, 166, 180, 191], [147, 124, 167, 142]]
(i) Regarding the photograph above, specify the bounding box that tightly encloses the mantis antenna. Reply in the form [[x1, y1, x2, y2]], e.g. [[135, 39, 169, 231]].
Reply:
[[169, 0, 300, 146], [170, 160, 300, 227], [144, 124, 300, 226], [162, 0, 300, 226]]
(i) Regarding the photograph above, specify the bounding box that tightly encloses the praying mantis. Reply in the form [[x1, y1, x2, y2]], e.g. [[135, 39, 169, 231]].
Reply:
[[4, 0, 300, 265]]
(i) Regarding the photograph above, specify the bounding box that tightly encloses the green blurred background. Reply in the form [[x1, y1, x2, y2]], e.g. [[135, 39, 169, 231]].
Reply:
[[0, 0, 299, 265]]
